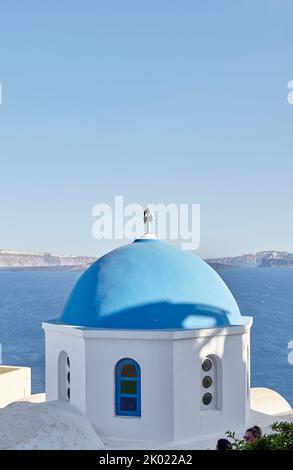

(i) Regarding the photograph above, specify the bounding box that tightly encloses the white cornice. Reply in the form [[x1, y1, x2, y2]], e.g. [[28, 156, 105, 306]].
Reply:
[[42, 316, 253, 340]]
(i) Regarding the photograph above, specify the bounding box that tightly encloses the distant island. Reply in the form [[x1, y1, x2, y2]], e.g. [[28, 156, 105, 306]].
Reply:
[[206, 251, 293, 269], [0, 250, 97, 271]]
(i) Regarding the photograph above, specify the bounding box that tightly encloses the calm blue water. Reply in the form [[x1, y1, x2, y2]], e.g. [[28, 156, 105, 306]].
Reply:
[[0, 268, 292, 405], [0, 271, 80, 392]]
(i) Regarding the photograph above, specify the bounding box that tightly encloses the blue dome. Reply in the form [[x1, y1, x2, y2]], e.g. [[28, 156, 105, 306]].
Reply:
[[59, 239, 243, 330]]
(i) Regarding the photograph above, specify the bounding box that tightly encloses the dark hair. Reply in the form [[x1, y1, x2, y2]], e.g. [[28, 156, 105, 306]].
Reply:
[[216, 439, 232, 450], [246, 425, 262, 439]]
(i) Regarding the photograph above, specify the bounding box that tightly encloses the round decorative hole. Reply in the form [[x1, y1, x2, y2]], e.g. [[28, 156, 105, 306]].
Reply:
[[202, 376, 212, 389], [67, 387, 70, 400], [202, 358, 212, 372], [67, 372, 70, 384], [66, 356, 70, 368], [202, 392, 212, 406]]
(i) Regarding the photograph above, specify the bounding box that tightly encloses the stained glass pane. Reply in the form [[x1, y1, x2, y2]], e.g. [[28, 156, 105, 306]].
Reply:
[[120, 397, 137, 412], [202, 376, 212, 389], [121, 363, 137, 377], [202, 392, 212, 405], [120, 380, 137, 394], [202, 358, 212, 372]]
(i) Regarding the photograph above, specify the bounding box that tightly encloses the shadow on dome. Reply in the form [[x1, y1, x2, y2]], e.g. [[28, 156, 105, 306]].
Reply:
[[85, 302, 241, 330]]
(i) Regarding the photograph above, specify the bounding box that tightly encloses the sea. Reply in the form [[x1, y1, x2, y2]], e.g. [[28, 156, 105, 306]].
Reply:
[[0, 268, 292, 405]]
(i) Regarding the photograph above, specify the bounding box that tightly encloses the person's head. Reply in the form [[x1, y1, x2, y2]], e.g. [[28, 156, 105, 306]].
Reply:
[[216, 439, 232, 450], [243, 426, 262, 444]]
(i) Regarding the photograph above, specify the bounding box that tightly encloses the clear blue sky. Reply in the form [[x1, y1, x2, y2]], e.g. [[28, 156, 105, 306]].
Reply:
[[0, 1, 293, 258]]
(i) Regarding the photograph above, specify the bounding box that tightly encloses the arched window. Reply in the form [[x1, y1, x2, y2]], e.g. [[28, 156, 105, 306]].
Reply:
[[115, 358, 141, 417]]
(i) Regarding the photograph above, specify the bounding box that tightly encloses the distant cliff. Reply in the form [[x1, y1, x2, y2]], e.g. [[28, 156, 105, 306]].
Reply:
[[206, 251, 293, 268], [2, 248, 293, 271], [0, 250, 97, 270]]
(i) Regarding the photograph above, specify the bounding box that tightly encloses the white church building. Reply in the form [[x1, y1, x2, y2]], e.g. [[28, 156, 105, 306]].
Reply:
[[0, 222, 292, 449], [42, 229, 265, 449]]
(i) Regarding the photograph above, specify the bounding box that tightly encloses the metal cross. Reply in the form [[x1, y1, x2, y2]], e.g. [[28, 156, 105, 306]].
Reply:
[[143, 207, 154, 234]]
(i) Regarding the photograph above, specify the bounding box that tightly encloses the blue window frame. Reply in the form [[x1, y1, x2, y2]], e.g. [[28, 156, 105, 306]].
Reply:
[[115, 358, 141, 417]]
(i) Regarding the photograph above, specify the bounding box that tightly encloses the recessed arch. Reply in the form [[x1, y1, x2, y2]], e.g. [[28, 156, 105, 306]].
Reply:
[[200, 354, 223, 410], [58, 351, 71, 401]]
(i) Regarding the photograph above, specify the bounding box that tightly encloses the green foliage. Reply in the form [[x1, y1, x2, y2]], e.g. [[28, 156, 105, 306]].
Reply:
[[226, 421, 293, 450], [226, 430, 248, 450]]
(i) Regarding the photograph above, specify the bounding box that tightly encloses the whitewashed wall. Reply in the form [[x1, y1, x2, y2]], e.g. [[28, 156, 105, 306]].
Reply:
[[44, 326, 87, 414], [43, 319, 252, 445], [0, 366, 31, 408], [84, 335, 174, 442], [173, 328, 250, 441]]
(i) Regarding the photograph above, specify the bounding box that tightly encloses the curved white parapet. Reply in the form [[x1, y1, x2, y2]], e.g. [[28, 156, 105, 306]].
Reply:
[[0, 366, 31, 408], [0, 399, 105, 450], [250, 387, 292, 416]]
